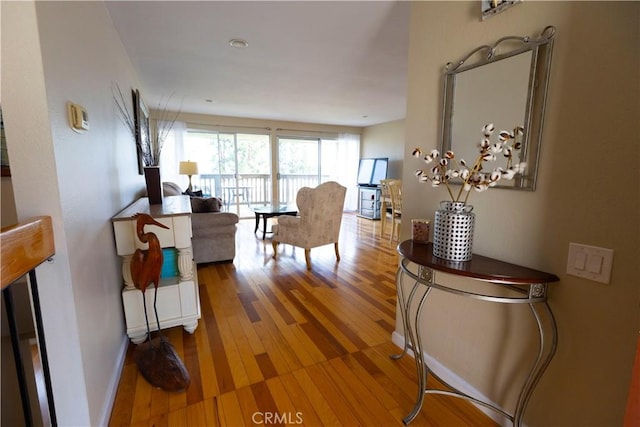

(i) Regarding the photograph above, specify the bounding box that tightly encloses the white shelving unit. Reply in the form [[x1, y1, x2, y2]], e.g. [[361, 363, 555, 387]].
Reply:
[[111, 196, 200, 344]]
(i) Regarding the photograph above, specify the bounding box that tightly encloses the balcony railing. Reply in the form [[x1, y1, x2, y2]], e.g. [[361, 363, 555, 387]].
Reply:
[[195, 174, 328, 213]]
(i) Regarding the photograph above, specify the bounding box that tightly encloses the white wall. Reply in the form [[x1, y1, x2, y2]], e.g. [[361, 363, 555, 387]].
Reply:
[[403, 2, 639, 426], [362, 119, 405, 180], [2, 1, 143, 424]]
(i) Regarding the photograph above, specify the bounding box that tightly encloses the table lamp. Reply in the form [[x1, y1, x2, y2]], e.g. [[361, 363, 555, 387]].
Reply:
[[179, 161, 199, 191]]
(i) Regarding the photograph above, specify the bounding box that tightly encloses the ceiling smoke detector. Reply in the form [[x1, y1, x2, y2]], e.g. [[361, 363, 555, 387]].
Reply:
[[229, 39, 248, 49]]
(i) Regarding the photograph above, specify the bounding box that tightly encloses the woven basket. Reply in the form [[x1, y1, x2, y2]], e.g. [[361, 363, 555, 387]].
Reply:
[[432, 201, 475, 261]]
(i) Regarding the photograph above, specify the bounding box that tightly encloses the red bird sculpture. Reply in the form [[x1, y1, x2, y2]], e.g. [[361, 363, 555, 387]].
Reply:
[[131, 213, 169, 341], [130, 213, 190, 392]]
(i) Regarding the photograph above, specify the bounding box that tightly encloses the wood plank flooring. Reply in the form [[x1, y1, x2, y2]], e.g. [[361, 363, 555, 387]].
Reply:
[[109, 213, 498, 426]]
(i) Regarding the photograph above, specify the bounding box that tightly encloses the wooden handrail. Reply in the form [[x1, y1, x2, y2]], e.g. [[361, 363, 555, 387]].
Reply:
[[1, 216, 55, 289]]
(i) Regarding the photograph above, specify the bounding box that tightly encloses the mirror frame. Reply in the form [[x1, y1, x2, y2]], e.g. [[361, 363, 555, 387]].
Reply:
[[441, 26, 556, 191]]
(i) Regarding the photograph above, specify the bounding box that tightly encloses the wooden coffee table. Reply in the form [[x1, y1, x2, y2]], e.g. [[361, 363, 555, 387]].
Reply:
[[252, 205, 298, 240]]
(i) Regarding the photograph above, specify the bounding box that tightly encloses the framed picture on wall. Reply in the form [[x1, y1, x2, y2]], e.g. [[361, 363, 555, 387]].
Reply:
[[481, 0, 521, 20], [1, 107, 9, 177], [132, 89, 150, 174]]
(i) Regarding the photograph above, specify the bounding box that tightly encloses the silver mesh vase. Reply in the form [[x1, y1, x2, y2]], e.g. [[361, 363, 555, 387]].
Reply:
[[432, 201, 475, 261]]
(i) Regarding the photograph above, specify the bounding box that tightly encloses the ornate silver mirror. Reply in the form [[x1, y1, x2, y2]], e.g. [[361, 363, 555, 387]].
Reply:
[[441, 26, 555, 190]]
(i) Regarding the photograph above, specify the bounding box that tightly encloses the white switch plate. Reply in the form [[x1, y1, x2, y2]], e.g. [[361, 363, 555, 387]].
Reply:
[[566, 243, 614, 284]]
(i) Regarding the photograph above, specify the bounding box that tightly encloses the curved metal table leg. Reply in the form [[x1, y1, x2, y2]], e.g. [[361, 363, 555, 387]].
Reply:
[[390, 267, 422, 360], [513, 301, 557, 426], [402, 281, 432, 425]]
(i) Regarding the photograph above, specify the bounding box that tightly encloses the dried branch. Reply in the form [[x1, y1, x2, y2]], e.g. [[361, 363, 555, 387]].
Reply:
[[413, 123, 526, 203], [112, 82, 136, 140], [112, 83, 182, 167]]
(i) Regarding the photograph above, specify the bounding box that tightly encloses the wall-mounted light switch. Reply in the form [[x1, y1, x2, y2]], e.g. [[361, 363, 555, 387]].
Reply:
[[567, 243, 614, 284], [586, 254, 603, 274], [573, 251, 587, 270]]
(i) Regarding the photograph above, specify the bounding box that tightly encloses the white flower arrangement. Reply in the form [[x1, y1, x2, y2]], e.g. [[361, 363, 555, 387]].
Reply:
[[412, 124, 526, 203]]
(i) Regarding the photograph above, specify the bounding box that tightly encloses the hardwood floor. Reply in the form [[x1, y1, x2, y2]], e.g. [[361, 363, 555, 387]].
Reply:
[[109, 213, 497, 426]]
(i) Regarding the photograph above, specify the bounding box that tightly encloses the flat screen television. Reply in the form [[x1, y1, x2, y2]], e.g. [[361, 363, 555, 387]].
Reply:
[[357, 157, 388, 187]]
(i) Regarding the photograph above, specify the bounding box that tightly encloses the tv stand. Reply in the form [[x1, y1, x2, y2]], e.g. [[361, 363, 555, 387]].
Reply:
[[357, 185, 381, 220]]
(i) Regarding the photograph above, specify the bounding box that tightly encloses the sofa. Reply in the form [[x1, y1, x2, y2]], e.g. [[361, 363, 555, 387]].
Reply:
[[163, 182, 239, 264]]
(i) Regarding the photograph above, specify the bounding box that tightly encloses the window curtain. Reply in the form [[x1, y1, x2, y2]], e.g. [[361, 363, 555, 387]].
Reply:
[[159, 121, 188, 189], [337, 133, 360, 211]]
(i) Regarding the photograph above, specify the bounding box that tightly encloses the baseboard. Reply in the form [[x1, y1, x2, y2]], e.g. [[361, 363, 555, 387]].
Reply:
[[391, 331, 517, 427], [97, 334, 129, 426]]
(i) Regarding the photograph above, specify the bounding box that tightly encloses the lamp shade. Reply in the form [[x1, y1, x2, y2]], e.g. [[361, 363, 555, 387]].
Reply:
[[179, 161, 198, 175]]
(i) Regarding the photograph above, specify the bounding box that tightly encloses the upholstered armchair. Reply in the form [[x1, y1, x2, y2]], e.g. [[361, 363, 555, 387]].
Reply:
[[272, 181, 347, 270]]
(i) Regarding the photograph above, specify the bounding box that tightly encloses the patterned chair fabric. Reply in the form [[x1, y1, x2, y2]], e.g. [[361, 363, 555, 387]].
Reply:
[[272, 181, 347, 270]]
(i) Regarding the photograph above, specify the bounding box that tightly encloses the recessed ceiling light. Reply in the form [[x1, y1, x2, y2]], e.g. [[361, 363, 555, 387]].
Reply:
[[229, 38, 248, 48]]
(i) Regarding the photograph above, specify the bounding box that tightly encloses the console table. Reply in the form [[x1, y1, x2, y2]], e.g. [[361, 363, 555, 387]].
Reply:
[[112, 196, 200, 344], [393, 240, 559, 426]]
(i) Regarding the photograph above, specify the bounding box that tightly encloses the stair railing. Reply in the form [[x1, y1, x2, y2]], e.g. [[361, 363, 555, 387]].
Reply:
[[1, 216, 57, 426]]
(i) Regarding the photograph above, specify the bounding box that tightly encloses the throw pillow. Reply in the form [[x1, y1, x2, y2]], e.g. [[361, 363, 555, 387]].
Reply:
[[190, 197, 222, 213], [182, 188, 203, 197]]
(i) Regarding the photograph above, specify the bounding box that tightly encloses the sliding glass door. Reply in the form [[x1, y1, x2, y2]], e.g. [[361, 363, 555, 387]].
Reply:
[[276, 136, 348, 206], [184, 131, 271, 217], [180, 128, 359, 217], [277, 137, 319, 205]]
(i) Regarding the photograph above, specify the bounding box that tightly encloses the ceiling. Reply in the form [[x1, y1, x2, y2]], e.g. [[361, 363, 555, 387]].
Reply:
[[105, 1, 411, 128]]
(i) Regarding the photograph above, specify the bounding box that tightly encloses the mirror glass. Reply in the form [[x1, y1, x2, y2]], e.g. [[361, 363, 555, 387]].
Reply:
[[441, 26, 555, 190]]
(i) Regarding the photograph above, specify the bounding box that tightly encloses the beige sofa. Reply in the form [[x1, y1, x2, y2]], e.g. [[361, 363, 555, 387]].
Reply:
[[163, 182, 239, 264]]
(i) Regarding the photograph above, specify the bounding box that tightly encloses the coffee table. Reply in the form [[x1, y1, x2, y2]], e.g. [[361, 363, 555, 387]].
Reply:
[[252, 205, 298, 240]]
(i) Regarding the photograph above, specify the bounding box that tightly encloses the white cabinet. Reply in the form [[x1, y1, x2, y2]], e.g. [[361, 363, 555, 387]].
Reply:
[[357, 186, 381, 220], [112, 196, 200, 344]]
